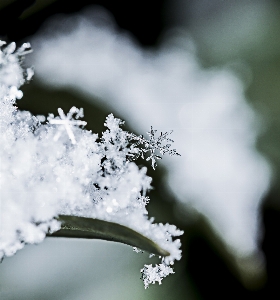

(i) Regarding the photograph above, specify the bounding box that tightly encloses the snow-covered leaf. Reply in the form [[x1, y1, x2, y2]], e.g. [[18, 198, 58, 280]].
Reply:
[[0, 39, 182, 288]]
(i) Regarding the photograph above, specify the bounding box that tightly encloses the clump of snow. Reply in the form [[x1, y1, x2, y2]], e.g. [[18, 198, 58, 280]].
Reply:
[[0, 41, 182, 287], [30, 8, 271, 257], [141, 263, 174, 289]]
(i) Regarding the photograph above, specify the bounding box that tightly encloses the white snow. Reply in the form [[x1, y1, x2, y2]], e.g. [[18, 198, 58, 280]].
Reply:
[[0, 41, 182, 287]]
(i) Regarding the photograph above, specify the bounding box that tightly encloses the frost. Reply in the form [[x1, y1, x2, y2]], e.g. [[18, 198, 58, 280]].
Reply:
[[133, 247, 143, 253], [0, 41, 182, 287], [141, 263, 174, 289]]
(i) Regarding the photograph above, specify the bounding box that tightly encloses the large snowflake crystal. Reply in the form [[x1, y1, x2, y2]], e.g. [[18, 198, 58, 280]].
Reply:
[[48, 107, 87, 144], [0, 41, 182, 288]]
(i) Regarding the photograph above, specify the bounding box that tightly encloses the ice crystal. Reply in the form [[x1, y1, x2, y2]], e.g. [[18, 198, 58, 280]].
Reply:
[[0, 41, 182, 288], [129, 127, 180, 169], [48, 107, 87, 144], [141, 263, 174, 289]]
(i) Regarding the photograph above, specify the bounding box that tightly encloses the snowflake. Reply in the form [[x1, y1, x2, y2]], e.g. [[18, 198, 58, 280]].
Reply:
[[129, 127, 181, 169], [48, 107, 87, 144]]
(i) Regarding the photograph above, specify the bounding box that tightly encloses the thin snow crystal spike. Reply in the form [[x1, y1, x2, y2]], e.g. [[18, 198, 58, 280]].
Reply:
[[4, 42, 16, 55], [75, 107, 84, 119], [49, 107, 87, 144], [26, 68, 34, 81], [69, 106, 79, 116], [17, 43, 33, 56]]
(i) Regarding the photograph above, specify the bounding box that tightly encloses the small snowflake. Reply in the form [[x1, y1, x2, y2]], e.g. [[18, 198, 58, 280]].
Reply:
[[48, 107, 87, 144], [129, 127, 180, 169], [140, 263, 174, 288]]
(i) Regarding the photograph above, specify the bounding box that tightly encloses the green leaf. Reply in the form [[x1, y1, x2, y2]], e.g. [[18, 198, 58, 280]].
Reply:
[[47, 215, 170, 257]]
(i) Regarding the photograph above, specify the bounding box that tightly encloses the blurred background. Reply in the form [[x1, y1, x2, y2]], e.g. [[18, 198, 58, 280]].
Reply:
[[1, 0, 280, 299]]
